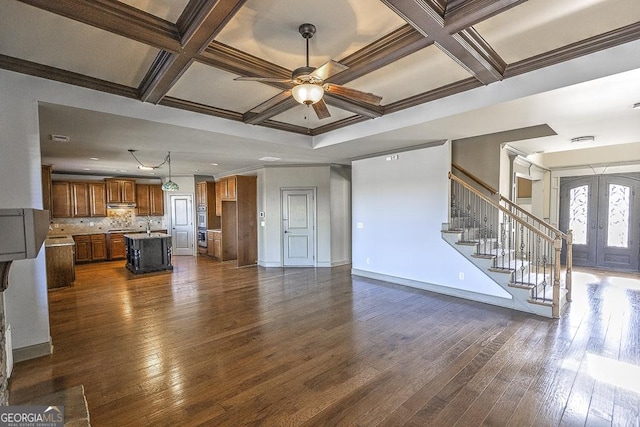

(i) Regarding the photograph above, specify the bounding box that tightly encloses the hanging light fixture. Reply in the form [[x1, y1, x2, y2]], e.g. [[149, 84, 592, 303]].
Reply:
[[161, 151, 179, 192], [292, 83, 324, 105], [128, 149, 167, 170]]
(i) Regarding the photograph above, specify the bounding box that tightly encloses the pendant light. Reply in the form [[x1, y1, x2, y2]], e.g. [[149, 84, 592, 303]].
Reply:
[[162, 151, 179, 191]]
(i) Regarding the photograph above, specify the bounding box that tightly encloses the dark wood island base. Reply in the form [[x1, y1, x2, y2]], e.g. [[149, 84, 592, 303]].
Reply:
[[125, 233, 173, 274]]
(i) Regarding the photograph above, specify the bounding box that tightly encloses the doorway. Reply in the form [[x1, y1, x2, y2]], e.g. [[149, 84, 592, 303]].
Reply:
[[170, 194, 194, 256], [281, 188, 316, 266], [560, 174, 640, 271]]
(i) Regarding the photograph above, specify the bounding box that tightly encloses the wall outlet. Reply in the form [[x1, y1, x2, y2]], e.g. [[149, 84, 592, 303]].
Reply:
[[366, 257, 370, 264], [458, 272, 464, 280], [89, 222, 94, 226]]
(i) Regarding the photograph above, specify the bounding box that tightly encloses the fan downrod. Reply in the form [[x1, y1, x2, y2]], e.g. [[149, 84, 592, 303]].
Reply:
[[298, 23, 316, 39]]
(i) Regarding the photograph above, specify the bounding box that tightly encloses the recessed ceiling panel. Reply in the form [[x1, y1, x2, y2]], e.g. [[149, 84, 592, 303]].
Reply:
[[347, 45, 473, 105], [118, 0, 190, 22], [216, 0, 406, 71], [271, 103, 355, 129], [0, 0, 159, 87], [475, 0, 640, 64], [167, 62, 283, 112]]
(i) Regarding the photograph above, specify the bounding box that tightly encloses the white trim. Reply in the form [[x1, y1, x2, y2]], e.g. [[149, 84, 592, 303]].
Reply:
[[13, 340, 52, 363]]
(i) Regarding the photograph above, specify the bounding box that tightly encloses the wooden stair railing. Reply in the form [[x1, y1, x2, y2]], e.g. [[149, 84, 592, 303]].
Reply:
[[448, 171, 573, 318]]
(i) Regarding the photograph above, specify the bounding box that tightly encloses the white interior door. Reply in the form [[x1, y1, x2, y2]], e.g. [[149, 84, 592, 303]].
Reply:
[[170, 194, 194, 256], [282, 189, 315, 266]]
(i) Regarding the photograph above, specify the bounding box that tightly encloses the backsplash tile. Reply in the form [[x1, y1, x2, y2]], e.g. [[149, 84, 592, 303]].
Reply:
[[49, 208, 165, 235]]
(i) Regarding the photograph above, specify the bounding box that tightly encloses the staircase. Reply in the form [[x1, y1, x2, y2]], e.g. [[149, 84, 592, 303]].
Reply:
[[443, 167, 573, 318]]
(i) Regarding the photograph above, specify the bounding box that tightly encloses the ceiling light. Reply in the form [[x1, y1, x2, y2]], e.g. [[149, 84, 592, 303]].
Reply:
[[137, 165, 154, 170], [633, 102, 640, 109], [259, 156, 281, 162], [571, 136, 595, 143], [89, 157, 100, 161], [161, 151, 179, 192], [211, 163, 219, 166], [291, 83, 324, 105]]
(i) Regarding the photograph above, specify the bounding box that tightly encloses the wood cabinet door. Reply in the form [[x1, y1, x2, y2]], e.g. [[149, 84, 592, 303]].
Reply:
[[89, 182, 107, 217], [74, 236, 92, 262], [71, 182, 90, 217], [121, 180, 136, 203], [227, 176, 237, 199], [42, 165, 52, 215], [109, 234, 127, 260], [52, 181, 72, 218], [150, 185, 164, 215], [106, 180, 121, 203], [136, 184, 151, 215], [207, 232, 215, 256], [196, 182, 206, 206], [213, 234, 222, 260], [215, 180, 223, 216], [90, 235, 107, 261]]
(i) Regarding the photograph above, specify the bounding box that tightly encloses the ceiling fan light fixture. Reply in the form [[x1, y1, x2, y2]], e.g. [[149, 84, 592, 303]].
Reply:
[[292, 83, 324, 105]]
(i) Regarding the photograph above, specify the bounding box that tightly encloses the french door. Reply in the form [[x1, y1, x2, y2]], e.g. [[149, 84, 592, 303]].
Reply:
[[560, 174, 639, 271]]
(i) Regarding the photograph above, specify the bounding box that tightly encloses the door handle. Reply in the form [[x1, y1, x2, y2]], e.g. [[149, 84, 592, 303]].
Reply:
[[284, 230, 289, 233], [598, 220, 604, 229], [591, 221, 596, 229]]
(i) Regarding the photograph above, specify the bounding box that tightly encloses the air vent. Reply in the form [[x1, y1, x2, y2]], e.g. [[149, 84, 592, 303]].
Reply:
[[50, 134, 69, 143], [570, 136, 595, 143]]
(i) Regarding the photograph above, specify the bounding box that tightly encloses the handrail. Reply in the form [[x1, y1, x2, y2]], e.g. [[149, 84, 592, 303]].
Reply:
[[449, 172, 554, 243], [499, 195, 567, 239], [451, 163, 498, 195]]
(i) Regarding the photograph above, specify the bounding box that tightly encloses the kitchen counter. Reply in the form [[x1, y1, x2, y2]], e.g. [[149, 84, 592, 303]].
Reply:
[[124, 232, 170, 239], [45, 235, 75, 247]]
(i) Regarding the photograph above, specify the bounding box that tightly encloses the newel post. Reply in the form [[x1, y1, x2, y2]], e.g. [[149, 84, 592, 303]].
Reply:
[[565, 230, 573, 302], [552, 236, 562, 318]]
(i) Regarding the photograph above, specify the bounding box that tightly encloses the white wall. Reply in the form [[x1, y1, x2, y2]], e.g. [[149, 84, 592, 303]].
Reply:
[[352, 143, 510, 299]]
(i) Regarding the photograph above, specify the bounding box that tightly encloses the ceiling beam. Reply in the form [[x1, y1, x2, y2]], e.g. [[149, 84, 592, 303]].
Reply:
[[139, 0, 247, 103], [16, 0, 181, 52], [380, 0, 505, 84], [444, 0, 528, 33]]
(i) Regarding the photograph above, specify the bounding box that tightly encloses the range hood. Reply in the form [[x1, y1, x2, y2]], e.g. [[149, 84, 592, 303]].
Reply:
[[0, 208, 50, 262], [107, 202, 136, 209]]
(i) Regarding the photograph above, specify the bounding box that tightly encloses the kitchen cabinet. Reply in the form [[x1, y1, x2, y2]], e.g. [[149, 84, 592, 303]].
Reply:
[[45, 237, 75, 289], [42, 165, 53, 217], [214, 177, 236, 216], [52, 181, 107, 218], [107, 233, 127, 260], [136, 184, 164, 216], [106, 178, 136, 204], [71, 182, 90, 217], [196, 181, 208, 207], [73, 234, 107, 263], [218, 175, 256, 266], [52, 181, 72, 218], [206, 230, 215, 257], [89, 182, 107, 216]]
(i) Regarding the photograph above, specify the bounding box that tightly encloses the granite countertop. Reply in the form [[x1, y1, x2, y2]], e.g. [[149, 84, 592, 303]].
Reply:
[[48, 229, 166, 237], [45, 235, 75, 247], [207, 229, 221, 232], [124, 232, 170, 240]]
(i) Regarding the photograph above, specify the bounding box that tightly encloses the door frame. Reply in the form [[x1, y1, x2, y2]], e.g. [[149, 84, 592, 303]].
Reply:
[[169, 193, 195, 256], [281, 187, 317, 267]]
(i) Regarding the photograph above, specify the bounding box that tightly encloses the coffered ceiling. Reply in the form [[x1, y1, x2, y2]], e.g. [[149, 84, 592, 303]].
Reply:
[[1, 0, 640, 176]]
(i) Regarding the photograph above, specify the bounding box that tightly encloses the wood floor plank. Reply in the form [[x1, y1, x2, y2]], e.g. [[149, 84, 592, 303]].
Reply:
[[8, 259, 640, 426]]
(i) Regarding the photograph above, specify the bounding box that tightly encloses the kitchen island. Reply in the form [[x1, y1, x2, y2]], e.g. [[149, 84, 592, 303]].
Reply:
[[124, 232, 172, 274]]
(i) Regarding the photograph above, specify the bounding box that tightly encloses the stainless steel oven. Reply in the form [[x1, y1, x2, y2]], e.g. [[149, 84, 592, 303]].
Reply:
[[197, 206, 207, 229], [197, 227, 207, 248]]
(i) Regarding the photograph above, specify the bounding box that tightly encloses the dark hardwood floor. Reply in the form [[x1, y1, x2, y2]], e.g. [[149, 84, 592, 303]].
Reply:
[[9, 257, 640, 426]]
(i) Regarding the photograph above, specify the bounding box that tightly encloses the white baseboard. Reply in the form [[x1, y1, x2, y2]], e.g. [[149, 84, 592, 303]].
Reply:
[[13, 340, 53, 363]]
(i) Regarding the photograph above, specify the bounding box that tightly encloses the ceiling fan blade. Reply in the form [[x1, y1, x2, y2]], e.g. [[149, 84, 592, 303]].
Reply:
[[312, 99, 331, 120], [311, 60, 348, 81], [234, 76, 292, 83], [324, 84, 383, 106]]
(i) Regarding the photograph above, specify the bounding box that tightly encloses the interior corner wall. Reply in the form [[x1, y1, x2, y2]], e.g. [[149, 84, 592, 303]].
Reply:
[[352, 143, 510, 299], [330, 166, 351, 266]]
